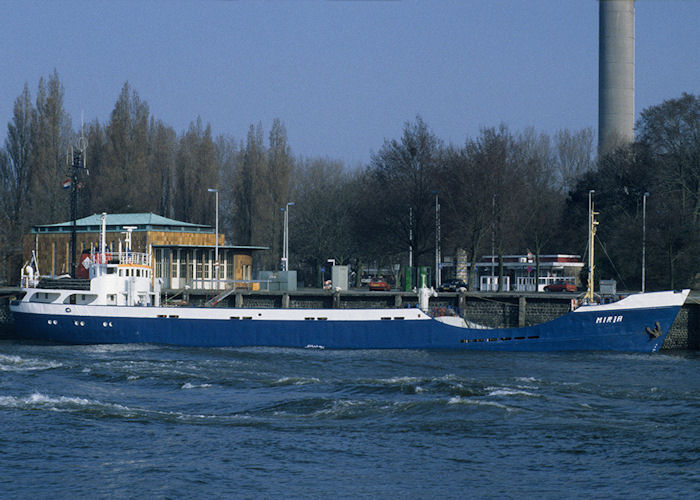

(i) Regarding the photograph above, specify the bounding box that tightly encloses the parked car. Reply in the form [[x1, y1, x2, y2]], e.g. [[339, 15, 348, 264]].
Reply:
[[368, 277, 391, 291], [544, 280, 577, 293], [438, 279, 469, 292]]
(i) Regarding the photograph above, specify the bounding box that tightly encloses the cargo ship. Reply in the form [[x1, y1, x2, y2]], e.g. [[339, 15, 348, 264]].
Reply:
[[9, 213, 689, 351]]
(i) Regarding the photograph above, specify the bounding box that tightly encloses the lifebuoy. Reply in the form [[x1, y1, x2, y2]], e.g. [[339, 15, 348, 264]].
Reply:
[[97, 252, 112, 264]]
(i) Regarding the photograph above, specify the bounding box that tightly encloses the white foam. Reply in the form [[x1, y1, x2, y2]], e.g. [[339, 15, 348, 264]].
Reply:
[[0, 392, 116, 410], [181, 382, 212, 389], [80, 344, 158, 353], [485, 386, 538, 397], [383, 376, 422, 384], [0, 353, 62, 372], [448, 396, 511, 411], [310, 399, 364, 417], [273, 376, 321, 386]]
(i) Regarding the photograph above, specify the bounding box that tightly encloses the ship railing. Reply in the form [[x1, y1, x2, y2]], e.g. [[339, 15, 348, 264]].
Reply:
[[189, 279, 273, 291], [92, 251, 151, 266], [116, 251, 151, 266], [20, 273, 40, 289]]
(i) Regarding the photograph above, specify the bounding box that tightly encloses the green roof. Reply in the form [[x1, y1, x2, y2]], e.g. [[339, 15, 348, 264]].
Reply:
[[32, 212, 213, 233], [153, 244, 269, 251]]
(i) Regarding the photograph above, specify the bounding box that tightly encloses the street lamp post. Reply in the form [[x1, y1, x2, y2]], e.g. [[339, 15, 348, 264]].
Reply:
[[434, 191, 440, 288], [642, 192, 649, 293], [491, 193, 496, 291], [281, 202, 294, 271], [408, 207, 413, 268], [207, 188, 219, 289]]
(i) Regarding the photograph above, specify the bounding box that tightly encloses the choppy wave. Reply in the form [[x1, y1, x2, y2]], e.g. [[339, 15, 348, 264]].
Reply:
[[341, 373, 484, 399], [485, 386, 540, 397], [181, 382, 213, 389], [78, 344, 161, 354], [267, 397, 435, 420], [271, 376, 321, 386], [447, 396, 513, 411], [0, 353, 62, 372], [0, 392, 126, 413], [0, 391, 254, 425], [2, 343, 698, 499]]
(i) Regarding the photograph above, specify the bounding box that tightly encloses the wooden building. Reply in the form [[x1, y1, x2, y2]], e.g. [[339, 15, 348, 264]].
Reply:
[[24, 213, 267, 290]]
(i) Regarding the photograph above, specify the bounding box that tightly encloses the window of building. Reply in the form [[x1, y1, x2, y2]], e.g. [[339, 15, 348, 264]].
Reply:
[[171, 249, 179, 278], [196, 250, 203, 279], [181, 250, 188, 280], [243, 264, 252, 281], [154, 249, 162, 278], [226, 251, 233, 279]]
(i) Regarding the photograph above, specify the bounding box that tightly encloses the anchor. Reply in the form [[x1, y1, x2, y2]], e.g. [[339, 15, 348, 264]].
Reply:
[[645, 322, 663, 339]]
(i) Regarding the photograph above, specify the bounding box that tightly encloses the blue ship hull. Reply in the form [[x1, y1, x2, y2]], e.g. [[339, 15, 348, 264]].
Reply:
[[10, 301, 682, 352]]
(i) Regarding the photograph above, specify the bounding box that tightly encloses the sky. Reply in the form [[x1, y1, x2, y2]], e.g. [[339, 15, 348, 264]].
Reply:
[[2, 0, 699, 167]]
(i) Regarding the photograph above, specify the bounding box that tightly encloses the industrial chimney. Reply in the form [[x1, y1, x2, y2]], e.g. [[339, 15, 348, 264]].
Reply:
[[598, 0, 635, 156]]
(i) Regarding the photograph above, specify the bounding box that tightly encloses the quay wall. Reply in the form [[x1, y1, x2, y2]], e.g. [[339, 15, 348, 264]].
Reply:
[[1, 288, 698, 350], [0, 296, 12, 337]]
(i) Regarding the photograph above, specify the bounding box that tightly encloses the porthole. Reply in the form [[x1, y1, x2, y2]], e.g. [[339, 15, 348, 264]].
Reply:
[[73, 320, 79, 326], [80, 321, 85, 327], [47, 320, 52, 325], [103, 322, 108, 327]]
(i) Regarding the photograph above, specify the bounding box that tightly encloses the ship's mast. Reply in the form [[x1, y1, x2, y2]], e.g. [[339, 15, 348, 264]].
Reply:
[[67, 131, 88, 277], [100, 212, 107, 259], [584, 190, 599, 303]]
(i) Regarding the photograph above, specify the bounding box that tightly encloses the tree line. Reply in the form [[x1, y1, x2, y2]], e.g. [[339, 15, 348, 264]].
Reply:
[[1, 71, 697, 291]]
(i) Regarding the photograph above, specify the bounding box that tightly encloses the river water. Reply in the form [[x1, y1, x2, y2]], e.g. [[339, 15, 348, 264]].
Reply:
[[1, 340, 698, 498]]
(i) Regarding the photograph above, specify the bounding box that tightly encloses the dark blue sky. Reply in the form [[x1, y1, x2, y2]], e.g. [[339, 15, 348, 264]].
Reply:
[[3, 1, 699, 166]]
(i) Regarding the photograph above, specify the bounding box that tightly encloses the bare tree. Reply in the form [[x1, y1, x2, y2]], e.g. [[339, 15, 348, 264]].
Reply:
[[174, 117, 218, 224], [516, 128, 565, 284], [291, 158, 354, 286], [231, 123, 266, 248], [0, 85, 35, 281], [215, 134, 239, 239], [553, 128, 595, 194], [96, 82, 150, 212], [148, 118, 177, 218], [365, 116, 443, 266], [29, 70, 73, 224], [637, 93, 699, 288], [265, 119, 294, 268]]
